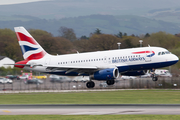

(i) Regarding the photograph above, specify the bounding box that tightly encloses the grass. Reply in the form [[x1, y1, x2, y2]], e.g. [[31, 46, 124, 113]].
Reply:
[[1, 115, 180, 120], [0, 90, 180, 104]]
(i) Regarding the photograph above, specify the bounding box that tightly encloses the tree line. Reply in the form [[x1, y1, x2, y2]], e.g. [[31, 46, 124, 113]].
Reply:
[[0, 27, 180, 73]]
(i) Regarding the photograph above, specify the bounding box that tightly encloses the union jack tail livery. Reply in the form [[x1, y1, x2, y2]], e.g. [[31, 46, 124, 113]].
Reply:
[[14, 27, 47, 60]]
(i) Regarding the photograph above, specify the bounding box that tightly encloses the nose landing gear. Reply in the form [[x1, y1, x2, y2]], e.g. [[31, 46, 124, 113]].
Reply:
[[151, 69, 158, 81]]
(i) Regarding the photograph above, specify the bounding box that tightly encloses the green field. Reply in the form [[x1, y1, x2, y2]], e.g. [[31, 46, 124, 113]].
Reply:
[[0, 115, 180, 120], [0, 90, 180, 104]]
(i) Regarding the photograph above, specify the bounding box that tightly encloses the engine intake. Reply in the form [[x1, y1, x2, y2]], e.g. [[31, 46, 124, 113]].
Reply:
[[90, 68, 119, 80]]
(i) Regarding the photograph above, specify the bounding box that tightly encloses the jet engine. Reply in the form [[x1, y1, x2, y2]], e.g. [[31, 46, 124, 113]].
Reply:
[[90, 68, 119, 80]]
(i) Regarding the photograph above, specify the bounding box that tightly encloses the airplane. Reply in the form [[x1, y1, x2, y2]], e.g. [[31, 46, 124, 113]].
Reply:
[[12, 26, 179, 88], [140, 69, 172, 78]]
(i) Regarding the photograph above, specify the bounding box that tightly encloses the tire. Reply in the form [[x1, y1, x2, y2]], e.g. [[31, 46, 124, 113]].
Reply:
[[106, 80, 115, 85], [91, 81, 95, 88], [86, 82, 91, 88], [152, 77, 158, 81], [86, 81, 95, 88], [111, 80, 115, 85]]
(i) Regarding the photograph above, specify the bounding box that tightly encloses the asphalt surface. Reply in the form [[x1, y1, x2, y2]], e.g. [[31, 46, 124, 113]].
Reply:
[[1, 104, 180, 115]]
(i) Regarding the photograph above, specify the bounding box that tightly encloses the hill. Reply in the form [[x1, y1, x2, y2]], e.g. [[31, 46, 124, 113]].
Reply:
[[0, 14, 180, 37]]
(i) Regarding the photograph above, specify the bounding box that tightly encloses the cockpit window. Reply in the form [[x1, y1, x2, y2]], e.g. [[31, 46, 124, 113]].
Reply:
[[158, 51, 171, 56], [165, 51, 171, 54]]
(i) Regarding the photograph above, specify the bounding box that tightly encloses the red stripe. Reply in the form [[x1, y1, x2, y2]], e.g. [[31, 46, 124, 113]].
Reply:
[[26, 51, 46, 60], [132, 51, 153, 54], [16, 32, 37, 45]]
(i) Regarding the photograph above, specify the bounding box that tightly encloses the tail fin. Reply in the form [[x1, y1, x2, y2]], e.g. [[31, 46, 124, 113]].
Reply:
[[14, 26, 47, 60]]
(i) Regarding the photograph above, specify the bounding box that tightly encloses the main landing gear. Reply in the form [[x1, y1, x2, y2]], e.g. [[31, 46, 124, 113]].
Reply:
[[106, 79, 115, 85], [86, 81, 95, 88], [151, 69, 158, 81], [86, 79, 115, 88]]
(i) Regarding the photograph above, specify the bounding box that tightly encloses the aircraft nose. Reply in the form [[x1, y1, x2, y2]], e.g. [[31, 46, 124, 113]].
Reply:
[[172, 54, 179, 62], [174, 54, 179, 61]]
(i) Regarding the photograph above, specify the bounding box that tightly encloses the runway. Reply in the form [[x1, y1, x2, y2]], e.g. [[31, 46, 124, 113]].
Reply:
[[1, 104, 180, 115]]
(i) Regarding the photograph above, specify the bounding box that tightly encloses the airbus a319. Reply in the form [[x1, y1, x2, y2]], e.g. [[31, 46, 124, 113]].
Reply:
[[12, 27, 179, 88]]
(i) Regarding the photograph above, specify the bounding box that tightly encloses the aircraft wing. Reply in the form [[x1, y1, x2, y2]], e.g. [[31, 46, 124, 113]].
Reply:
[[43, 65, 98, 74], [4, 64, 42, 68], [44, 65, 97, 69]]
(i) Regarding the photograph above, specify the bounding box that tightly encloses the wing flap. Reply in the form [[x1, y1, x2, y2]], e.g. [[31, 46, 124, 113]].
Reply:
[[44, 65, 98, 69]]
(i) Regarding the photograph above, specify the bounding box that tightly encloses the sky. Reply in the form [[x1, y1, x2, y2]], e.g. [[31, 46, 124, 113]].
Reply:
[[0, 0, 47, 5]]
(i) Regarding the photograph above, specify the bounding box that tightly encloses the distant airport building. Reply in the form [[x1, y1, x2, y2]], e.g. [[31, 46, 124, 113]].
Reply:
[[0, 56, 15, 68]]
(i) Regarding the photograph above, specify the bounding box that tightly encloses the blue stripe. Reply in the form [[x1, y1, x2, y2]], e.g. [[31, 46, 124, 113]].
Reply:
[[20, 45, 38, 54], [147, 53, 155, 57]]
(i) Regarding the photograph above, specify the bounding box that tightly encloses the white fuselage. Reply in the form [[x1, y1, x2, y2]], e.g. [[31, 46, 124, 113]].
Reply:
[[23, 46, 179, 76]]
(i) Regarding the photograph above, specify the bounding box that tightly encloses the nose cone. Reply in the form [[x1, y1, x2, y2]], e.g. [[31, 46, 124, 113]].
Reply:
[[172, 54, 179, 64], [174, 54, 179, 61]]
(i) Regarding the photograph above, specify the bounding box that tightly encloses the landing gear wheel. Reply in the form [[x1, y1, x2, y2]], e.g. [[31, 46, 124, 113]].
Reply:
[[152, 77, 158, 81], [86, 81, 95, 88], [150, 69, 158, 81], [106, 80, 115, 85]]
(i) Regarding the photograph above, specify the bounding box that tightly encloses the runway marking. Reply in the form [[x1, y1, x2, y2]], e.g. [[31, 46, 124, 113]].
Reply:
[[2, 110, 11, 113]]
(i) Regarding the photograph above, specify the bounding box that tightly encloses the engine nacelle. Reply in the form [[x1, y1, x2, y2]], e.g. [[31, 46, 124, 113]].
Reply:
[[122, 70, 146, 76], [90, 68, 119, 80]]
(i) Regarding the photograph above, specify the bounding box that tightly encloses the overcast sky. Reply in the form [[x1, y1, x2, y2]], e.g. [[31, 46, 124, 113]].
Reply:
[[0, 0, 47, 5]]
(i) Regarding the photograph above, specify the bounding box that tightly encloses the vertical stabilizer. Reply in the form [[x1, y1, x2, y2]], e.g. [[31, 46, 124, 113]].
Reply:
[[14, 26, 47, 60]]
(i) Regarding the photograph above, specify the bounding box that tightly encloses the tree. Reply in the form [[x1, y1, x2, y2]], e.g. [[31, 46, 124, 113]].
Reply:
[[123, 33, 127, 36], [145, 33, 150, 38], [73, 39, 90, 52], [94, 28, 102, 34], [0, 28, 22, 61], [143, 31, 179, 49], [88, 34, 121, 51], [30, 29, 73, 55], [58, 26, 77, 42], [80, 35, 88, 39], [115, 31, 123, 38]]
